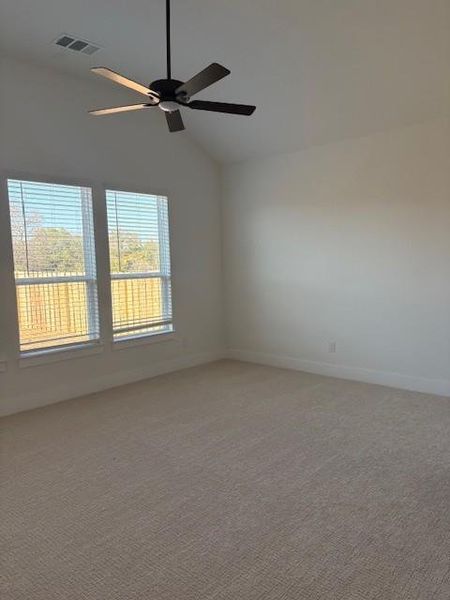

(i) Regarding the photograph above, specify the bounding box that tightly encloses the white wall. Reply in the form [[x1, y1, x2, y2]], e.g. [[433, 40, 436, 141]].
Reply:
[[223, 118, 450, 395], [1, 58, 449, 416], [0, 56, 224, 415]]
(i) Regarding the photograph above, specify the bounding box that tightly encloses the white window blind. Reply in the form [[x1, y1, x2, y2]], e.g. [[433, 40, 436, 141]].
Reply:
[[7, 179, 99, 353], [106, 189, 173, 340]]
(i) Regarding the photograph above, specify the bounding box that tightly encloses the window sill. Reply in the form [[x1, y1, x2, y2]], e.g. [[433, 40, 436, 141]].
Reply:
[[19, 342, 104, 368], [111, 331, 178, 351]]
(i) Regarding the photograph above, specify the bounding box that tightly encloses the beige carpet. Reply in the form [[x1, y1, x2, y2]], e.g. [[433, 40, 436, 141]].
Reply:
[[1, 360, 449, 599]]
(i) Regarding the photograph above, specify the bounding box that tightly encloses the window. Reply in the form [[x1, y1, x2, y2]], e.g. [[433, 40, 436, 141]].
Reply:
[[7, 179, 99, 353], [106, 189, 173, 341], [4, 179, 173, 358]]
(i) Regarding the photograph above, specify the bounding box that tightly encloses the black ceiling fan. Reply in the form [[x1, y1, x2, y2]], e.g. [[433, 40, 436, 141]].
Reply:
[[89, 0, 256, 132]]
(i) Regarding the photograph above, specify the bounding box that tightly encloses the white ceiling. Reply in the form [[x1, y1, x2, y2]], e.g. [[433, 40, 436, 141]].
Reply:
[[1, 0, 449, 163]]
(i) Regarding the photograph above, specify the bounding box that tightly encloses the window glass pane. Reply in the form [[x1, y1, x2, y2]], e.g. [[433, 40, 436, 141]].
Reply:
[[106, 190, 161, 274], [8, 180, 94, 278], [106, 190, 173, 340], [7, 179, 99, 352], [17, 281, 95, 351], [111, 277, 169, 336]]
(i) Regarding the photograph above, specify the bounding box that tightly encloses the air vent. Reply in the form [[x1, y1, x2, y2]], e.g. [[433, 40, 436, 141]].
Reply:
[[54, 34, 101, 56]]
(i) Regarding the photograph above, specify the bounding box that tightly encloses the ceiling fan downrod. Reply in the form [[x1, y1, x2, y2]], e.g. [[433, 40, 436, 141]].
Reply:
[[166, 0, 172, 80]]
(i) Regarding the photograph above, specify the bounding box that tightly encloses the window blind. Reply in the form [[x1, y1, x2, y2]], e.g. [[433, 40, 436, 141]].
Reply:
[[106, 189, 173, 340], [7, 179, 99, 352]]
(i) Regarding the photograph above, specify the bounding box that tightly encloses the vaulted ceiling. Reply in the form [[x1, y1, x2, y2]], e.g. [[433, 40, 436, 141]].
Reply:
[[1, 0, 449, 163]]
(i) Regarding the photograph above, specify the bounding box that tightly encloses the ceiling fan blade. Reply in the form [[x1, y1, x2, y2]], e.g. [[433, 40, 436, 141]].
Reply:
[[176, 63, 230, 98], [165, 110, 185, 132], [188, 100, 256, 116], [89, 104, 152, 116], [91, 67, 159, 101]]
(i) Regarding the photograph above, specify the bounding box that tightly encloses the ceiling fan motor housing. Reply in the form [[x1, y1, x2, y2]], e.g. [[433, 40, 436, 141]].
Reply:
[[150, 79, 189, 110]]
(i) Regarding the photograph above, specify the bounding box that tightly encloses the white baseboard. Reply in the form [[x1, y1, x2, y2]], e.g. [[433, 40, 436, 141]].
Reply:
[[3, 347, 448, 417], [1, 349, 225, 417], [227, 348, 450, 397]]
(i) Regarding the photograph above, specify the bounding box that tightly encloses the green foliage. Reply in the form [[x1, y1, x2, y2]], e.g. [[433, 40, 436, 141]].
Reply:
[[28, 228, 85, 273], [109, 233, 160, 273]]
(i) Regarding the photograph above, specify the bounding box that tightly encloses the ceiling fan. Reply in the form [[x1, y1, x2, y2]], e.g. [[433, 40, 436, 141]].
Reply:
[[89, 0, 256, 132]]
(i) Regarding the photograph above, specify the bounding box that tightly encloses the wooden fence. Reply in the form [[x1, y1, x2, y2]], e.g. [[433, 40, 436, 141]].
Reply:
[[16, 274, 163, 350]]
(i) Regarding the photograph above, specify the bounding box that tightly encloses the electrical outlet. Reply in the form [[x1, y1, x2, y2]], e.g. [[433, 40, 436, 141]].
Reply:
[[328, 341, 336, 353]]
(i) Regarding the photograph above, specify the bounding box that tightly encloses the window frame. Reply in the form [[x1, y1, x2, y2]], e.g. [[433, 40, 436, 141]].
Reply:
[[104, 186, 174, 344], [4, 173, 102, 358]]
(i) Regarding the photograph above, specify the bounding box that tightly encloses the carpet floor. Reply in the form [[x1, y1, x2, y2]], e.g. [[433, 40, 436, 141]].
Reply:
[[1, 360, 450, 599]]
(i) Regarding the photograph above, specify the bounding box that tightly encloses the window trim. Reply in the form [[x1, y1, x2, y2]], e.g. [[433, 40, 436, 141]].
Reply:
[[5, 174, 101, 356], [104, 185, 175, 344], [19, 341, 104, 368], [111, 331, 178, 351], [3, 170, 96, 194]]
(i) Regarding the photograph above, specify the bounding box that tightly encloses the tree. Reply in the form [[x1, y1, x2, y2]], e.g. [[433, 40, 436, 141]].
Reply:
[[28, 228, 84, 273], [109, 232, 160, 272]]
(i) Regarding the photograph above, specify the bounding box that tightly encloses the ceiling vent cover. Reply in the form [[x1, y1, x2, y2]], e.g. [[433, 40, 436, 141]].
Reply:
[[54, 34, 101, 55]]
